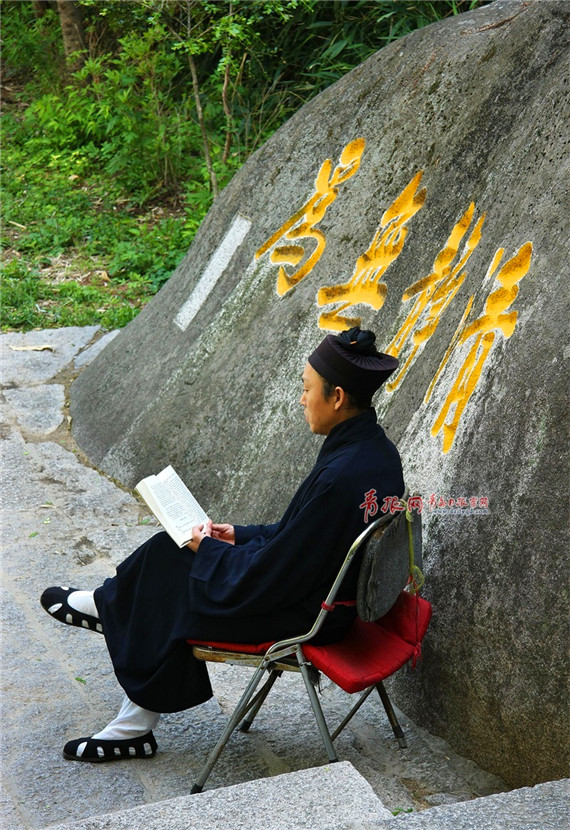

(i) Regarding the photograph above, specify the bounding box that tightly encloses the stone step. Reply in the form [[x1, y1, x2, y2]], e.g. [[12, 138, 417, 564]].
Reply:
[[44, 761, 393, 830], [378, 778, 569, 830], [43, 766, 569, 830]]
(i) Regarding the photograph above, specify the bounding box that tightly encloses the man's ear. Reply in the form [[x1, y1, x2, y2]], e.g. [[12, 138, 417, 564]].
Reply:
[[333, 385, 347, 410]]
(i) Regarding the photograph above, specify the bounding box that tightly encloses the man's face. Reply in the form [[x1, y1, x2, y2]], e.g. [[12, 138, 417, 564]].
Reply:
[[300, 363, 338, 435]]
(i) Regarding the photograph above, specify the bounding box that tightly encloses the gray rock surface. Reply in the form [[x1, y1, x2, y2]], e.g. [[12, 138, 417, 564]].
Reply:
[[1, 327, 510, 828], [4, 384, 65, 434], [74, 329, 120, 369], [1, 326, 99, 385], [69, 0, 570, 787]]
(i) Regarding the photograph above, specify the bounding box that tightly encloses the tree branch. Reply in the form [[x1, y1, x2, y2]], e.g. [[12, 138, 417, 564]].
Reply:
[[187, 0, 219, 199]]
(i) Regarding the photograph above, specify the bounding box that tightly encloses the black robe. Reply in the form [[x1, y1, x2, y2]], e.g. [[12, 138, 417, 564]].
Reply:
[[94, 409, 404, 712]]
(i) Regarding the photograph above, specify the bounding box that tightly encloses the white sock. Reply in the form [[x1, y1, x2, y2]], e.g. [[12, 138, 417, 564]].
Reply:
[[92, 695, 160, 740], [67, 590, 99, 618]]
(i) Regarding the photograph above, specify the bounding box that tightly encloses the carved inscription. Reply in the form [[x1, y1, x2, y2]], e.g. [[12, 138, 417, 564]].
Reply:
[[316, 172, 426, 331], [255, 138, 365, 296], [385, 203, 486, 393], [251, 137, 533, 453], [426, 242, 533, 453]]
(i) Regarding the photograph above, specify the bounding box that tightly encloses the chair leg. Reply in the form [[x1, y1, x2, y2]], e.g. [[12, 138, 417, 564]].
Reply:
[[330, 685, 376, 741], [239, 669, 282, 732], [191, 663, 269, 794], [376, 681, 407, 748], [298, 655, 338, 763]]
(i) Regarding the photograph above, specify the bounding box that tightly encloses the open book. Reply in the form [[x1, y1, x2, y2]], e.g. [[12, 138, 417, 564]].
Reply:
[[135, 465, 208, 548]]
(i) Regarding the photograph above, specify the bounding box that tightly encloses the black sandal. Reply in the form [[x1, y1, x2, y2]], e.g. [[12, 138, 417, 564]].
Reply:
[[40, 586, 103, 634], [63, 731, 157, 762]]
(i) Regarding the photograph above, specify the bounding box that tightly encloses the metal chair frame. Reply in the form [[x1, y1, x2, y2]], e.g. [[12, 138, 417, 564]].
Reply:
[[190, 508, 411, 793]]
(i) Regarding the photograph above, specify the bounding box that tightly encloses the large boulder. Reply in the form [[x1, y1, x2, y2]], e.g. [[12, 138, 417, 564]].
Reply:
[[70, 0, 569, 788]]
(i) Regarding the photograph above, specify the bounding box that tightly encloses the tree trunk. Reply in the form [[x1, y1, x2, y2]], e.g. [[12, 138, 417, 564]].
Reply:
[[221, 1, 234, 164], [56, 0, 86, 69], [221, 61, 232, 164], [31, 1, 55, 18], [186, 1, 219, 199], [188, 52, 219, 200]]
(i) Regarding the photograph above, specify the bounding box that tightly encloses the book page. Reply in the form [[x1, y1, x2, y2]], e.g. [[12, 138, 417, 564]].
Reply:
[[137, 466, 208, 545]]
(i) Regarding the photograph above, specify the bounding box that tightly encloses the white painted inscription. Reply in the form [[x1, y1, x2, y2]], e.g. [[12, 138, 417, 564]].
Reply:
[[174, 213, 252, 331]]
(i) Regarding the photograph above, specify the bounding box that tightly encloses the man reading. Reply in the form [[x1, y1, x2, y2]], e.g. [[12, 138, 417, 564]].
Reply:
[[41, 326, 403, 763]]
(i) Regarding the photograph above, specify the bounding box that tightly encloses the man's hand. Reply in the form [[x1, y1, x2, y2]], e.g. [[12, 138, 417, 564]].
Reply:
[[186, 519, 213, 552], [186, 521, 235, 551], [210, 523, 236, 544]]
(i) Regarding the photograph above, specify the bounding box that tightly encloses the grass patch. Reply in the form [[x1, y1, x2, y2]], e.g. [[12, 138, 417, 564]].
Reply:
[[2, 258, 152, 330], [1, 108, 201, 332]]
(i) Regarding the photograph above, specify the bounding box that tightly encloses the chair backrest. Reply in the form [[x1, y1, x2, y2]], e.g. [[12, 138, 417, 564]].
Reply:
[[263, 494, 423, 658], [356, 504, 422, 622]]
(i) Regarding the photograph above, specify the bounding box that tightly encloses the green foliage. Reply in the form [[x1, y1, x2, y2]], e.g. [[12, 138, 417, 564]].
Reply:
[[10, 0, 487, 197], [20, 31, 198, 201], [1, 0, 490, 332], [391, 806, 414, 816], [1, 115, 194, 289], [0, 2, 64, 90]]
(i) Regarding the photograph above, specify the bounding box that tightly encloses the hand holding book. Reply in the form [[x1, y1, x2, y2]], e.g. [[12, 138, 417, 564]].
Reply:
[[186, 518, 212, 552], [187, 520, 237, 551], [135, 466, 209, 548]]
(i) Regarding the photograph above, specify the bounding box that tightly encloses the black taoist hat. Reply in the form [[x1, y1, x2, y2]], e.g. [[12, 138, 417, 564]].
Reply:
[[308, 327, 398, 396]]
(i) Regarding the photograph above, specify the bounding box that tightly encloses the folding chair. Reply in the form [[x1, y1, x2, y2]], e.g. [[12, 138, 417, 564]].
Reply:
[[188, 496, 432, 793]]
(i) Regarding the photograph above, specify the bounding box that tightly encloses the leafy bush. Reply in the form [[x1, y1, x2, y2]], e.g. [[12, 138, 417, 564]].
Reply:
[[2, 113, 194, 288], [0, 2, 64, 89], [20, 30, 199, 202]]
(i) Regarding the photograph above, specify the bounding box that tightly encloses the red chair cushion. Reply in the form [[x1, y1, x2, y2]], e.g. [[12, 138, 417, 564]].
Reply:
[[303, 593, 432, 694], [376, 591, 432, 646]]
